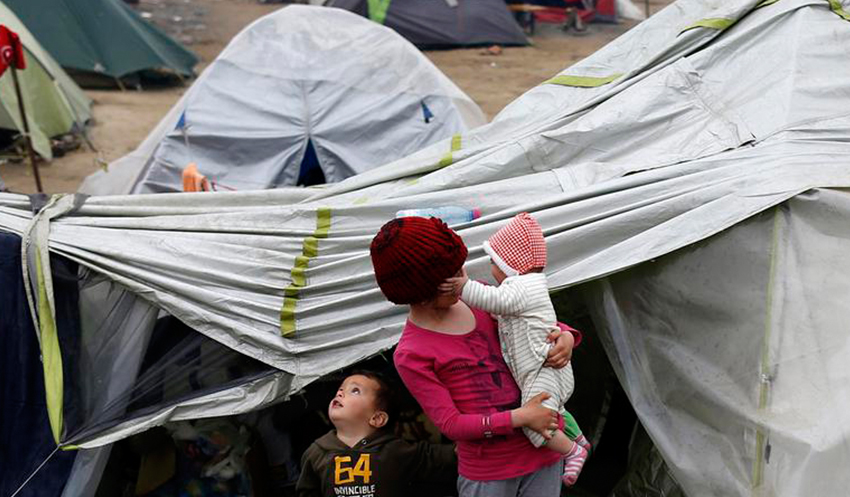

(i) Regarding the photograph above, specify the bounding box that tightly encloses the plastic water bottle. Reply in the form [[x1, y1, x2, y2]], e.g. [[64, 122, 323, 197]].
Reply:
[[396, 206, 481, 225]]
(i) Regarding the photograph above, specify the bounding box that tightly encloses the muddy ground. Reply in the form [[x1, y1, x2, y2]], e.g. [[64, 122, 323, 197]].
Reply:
[[1, 0, 673, 194]]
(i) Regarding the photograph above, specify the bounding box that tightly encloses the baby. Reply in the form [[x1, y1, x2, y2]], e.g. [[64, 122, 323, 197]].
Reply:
[[443, 212, 590, 486]]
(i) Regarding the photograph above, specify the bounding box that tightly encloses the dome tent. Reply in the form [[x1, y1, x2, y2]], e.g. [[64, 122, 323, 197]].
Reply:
[[0, 1, 91, 159], [329, 0, 530, 48], [3, 0, 197, 86], [80, 5, 486, 195]]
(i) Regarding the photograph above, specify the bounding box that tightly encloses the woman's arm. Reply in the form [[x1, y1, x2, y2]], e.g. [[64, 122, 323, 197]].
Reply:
[[395, 349, 557, 441]]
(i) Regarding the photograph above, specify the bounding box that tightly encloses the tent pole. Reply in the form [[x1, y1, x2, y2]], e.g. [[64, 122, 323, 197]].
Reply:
[[10, 65, 43, 193]]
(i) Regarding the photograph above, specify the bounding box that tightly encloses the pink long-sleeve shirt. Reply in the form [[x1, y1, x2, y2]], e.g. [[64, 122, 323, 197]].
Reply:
[[394, 307, 563, 481]]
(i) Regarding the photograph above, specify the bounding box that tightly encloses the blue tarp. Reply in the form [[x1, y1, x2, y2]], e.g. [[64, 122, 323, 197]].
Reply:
[[0, 231, 77, 496]]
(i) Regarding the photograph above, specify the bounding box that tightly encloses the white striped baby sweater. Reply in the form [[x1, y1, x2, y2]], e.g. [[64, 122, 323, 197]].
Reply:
[[462, 272, 575, 447]]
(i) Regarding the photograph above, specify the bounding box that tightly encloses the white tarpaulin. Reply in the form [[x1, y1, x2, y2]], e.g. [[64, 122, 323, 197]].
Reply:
[[586, 189, 850, 496], [2, 0, 850, 494]]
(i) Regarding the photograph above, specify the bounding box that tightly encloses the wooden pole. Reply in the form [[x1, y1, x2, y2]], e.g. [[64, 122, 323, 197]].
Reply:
[[9, 63, 42, 193], [646, 0, 650, 18]]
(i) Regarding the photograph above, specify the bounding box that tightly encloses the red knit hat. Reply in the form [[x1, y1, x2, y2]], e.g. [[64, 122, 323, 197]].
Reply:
[[483, 213, 546, 276], [370, 217, 468, 304]]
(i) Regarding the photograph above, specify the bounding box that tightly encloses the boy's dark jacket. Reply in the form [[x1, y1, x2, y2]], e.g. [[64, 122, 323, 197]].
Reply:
[[297, 429, 457, 497]]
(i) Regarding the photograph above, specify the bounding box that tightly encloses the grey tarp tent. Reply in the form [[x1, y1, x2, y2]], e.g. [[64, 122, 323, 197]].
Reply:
[[2, 0, 197, 85], [328, 0, 530, 48], [79, 6, 486, 195], [2, 0, 850, 495], [0, 1, 91, 159]]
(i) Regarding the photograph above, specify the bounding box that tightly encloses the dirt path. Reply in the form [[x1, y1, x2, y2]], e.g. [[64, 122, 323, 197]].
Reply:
[[1, 0, 672, 194], [424, 21, 635, 119]]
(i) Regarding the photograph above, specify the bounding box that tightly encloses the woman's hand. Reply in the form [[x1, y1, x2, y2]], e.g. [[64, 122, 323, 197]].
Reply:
[[511, 392, 558, 438], [544, 328, 574, 368]]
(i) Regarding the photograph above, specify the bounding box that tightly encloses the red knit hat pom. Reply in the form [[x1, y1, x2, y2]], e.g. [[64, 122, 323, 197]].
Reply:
[[370, 217, 468, 304], [484, 212, 546, 276]]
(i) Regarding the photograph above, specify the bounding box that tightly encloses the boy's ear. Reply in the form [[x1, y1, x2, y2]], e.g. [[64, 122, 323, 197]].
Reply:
[[369, 410, 389, 429]]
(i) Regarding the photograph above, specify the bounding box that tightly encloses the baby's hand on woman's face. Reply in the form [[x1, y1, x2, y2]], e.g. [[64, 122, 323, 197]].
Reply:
[[439, 267, 468, 296], [450, 268, 469, 294], [438, 280, 456, 296]]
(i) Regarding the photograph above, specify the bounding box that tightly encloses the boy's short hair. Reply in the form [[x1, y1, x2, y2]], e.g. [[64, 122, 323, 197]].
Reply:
[[351, 369, 399, 425]]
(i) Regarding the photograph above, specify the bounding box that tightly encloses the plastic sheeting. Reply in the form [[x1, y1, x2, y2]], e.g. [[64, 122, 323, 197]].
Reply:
[[585, 190, 850, 496], [608, 422, 685, 497], [64, 272, 288, 448], [1, 2, 850, 494], [79, 5, 486, 195]]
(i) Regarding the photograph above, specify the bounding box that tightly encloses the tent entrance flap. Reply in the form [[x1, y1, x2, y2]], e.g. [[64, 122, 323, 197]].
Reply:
[[297, 139, 326, 187]]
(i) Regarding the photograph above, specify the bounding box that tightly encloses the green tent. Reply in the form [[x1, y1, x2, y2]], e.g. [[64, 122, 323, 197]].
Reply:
[[0, 2, 91, 159], [3, 0, 197, 84]]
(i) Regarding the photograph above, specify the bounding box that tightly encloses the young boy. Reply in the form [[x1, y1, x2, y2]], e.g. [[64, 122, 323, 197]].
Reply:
[[442, 212, 590, 486], [296, 371, 456, 497]]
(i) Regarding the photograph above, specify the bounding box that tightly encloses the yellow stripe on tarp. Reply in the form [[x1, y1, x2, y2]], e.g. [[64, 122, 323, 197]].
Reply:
[[280, 208, 332, 337], [756, 0, 779, 7], [828, 0, 850, 21], [680, 17, 735, 34], [438, 133, 462, 167], [280, 296, 298, 336], [36, 251, 64, 444], [545, 74, 622, 88]]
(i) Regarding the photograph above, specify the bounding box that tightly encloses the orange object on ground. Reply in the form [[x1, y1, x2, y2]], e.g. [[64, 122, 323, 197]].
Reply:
[[182, 163, 210, 192]]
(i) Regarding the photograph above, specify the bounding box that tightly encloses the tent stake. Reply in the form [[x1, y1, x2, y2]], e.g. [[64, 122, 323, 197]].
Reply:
[[10, 64, 43, 193]]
